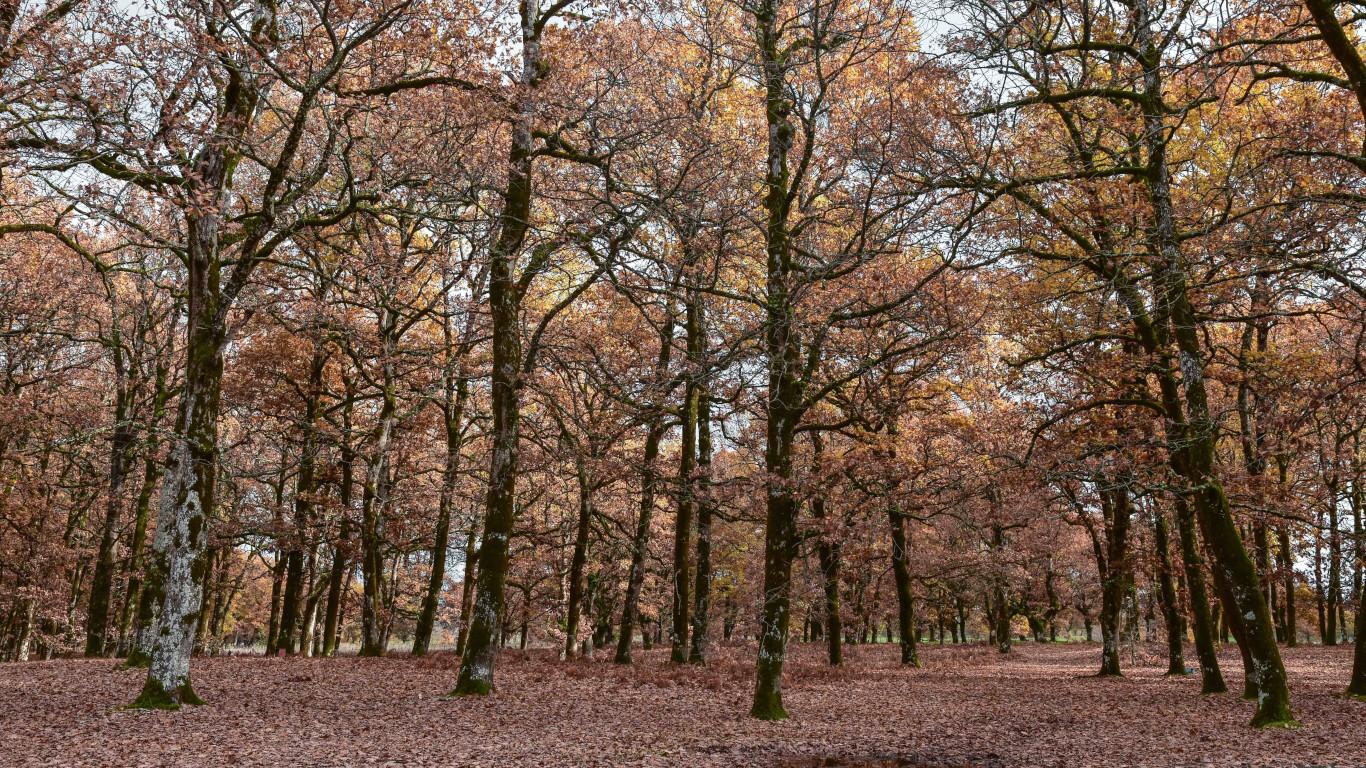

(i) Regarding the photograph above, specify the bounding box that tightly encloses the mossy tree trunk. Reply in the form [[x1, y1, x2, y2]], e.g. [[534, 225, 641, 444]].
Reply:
[[134, 219, 226, 709], [453, 2, 541, 693]]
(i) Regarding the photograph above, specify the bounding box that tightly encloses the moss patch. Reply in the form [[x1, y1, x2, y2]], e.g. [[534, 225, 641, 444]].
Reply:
[[128, 677, 205, 710]]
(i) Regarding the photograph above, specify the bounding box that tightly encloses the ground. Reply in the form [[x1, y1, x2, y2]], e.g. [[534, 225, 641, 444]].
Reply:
[[2, 642, 1363, 767]]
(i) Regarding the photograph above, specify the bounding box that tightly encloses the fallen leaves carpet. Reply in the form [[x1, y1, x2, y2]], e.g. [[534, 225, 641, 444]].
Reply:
[[2, 642, 1363, 767]]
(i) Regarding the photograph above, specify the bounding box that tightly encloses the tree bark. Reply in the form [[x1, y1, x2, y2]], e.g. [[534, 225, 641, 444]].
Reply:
[[1153, 506, 1186, 674], [670, 357, 698, 663], [321, 402, 356, 658], [750, 0, 803, 720], [453, 2, 542, 694], [564, 456, 594, 658], [413, 372, 468, 656], [86, 357, 134, 657], [889, 504, 918, 667], [277, 342, 326, 655], [1135, 0, 1290, 724], [688, 303, 713, 665]]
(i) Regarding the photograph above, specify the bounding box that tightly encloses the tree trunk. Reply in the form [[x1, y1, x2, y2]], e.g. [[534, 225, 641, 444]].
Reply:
[[1153, 506, 1186, 675], [453, 7, 541, 692], [889, 504, 918, 667], [455, 518, 478, 656], [564, 457, 594, 658], [616, 301, 676, 664], [414, 373, 468, 656], [616, 422, 664, 664], [116, 439, 162, 657], [133, 230, 226, 708], [1096, 486, 1131, 677], [1350, 571, 1366, 697], [1134, 0, 1288, 722], [816, 532, 842, 667], [321, 417, 356, 658], [750, 0, 803, 719], [277, 343, 326, 655], [1328, 498, 1342, 645], [670, 362, 698, 663], [86, 369, 134, 657], [688, 343, 713, 665]]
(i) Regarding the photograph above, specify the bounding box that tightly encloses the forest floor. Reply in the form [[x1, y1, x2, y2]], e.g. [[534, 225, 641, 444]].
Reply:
[[1, 641, 1363, 768]]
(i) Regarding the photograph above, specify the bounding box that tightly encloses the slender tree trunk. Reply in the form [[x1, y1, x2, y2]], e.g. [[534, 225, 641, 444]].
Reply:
[[1328, 498, 1342, 645], [1279, 524, 1296, 646], [990, 522, 1011, 654], [86, 372, 133, 657], [453, 8, 541, 693], [616, 302, 676, 664], [889, 504, 918, 667], [616, 422, 664, 664], [688, 330, 713, 665], [455, 518, 478, 656], [322, 417, 355, 658], [277, 344, 326, 655], [1153, 506, 1186, 674], [816, 521, 842, 667], [671, 358, 698, 663], [116, 441, 162, 657], [414, 374, 468, 656], [564, 457, 594, 658], [1135, 0, 1289, 723]]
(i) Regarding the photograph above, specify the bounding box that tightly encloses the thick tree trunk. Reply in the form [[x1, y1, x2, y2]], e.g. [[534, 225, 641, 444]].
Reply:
[[1096, 486, 1131, 677], [133, 241, 225, 708], [750, 0, 803, 719]]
